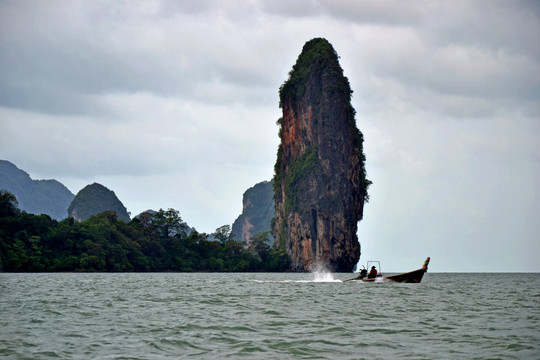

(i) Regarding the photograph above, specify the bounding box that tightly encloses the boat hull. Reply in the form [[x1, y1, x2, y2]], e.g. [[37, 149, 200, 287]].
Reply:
[[382, 268, 426, 283]]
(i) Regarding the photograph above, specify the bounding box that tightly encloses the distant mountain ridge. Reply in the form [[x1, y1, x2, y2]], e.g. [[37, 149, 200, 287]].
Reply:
[[68, 183, 131, 222], [1, 160, 274, 237], [0, 160, 74, 220]]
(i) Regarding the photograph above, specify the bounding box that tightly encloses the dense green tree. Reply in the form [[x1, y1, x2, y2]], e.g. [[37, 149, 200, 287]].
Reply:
[[151, 208, 188, 239], [214, 225, 234, 245], [0, 205, 291, 273], [248, 232, 271, 270]]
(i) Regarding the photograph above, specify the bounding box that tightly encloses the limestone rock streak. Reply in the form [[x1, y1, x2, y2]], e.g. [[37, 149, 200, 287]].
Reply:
[[273, 38, 371, 272]]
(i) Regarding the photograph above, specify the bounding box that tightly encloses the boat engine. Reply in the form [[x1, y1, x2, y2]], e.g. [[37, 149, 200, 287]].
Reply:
[[359, 268, 368, 279]]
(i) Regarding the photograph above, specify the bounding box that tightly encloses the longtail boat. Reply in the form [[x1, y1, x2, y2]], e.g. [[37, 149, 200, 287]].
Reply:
[[346, 257, 430, 283]]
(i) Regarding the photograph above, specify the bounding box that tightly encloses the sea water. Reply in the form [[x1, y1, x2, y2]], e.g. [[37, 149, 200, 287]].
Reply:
[[1, 272, 538, 359]]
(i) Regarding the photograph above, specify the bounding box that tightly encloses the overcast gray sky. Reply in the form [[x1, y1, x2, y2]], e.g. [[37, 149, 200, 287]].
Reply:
[[1, 0, 538, 272]]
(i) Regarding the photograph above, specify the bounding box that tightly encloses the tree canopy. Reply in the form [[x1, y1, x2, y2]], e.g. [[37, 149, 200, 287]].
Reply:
[[0, 193, 289, 272]]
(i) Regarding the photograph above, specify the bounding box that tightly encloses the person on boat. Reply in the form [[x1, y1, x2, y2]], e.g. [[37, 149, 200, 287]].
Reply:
[[368, 266, 377, 279]]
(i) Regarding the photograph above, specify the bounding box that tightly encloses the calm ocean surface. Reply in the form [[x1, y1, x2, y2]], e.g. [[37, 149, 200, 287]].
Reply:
[[1, 272, 538, 359]]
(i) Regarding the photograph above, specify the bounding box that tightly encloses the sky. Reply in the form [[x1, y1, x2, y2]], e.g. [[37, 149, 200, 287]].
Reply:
[[0, 0, 538, 272]]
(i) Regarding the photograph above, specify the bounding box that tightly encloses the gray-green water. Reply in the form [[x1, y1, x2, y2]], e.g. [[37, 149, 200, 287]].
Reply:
[[1, 273, 539, 359]]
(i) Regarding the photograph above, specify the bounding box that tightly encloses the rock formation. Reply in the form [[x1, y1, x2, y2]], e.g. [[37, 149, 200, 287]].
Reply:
[[272, 38, 371, 272], [68, 183, 130, 222], [231, 180, 275, 244], [0, 160, 75, 220]]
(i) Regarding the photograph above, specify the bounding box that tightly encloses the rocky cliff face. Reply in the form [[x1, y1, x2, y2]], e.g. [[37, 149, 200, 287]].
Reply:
[[231, 180, 275, 244], [273, 38, 371, 272]]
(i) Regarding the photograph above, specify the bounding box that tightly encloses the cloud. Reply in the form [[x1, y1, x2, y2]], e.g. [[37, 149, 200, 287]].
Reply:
[[0, 0, 287, 116], [262, 0, 427, 25]]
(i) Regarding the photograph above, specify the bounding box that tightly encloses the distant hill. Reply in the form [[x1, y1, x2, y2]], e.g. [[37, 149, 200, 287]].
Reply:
[[231, 180, 275, 244], [0, 160, 75, 220], [68, 183, 130, 222]]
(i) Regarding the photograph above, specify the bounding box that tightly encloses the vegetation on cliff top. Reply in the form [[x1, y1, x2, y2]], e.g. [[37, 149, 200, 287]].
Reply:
[[279, 37, 353, 107]]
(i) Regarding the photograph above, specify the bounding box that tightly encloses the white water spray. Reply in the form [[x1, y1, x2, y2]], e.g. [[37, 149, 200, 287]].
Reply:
[[310, 263, 342, 282], [312, 271, 341, 282]]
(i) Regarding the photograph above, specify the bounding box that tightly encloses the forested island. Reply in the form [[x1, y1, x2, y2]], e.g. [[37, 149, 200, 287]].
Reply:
[[0, 191, 289, 272]]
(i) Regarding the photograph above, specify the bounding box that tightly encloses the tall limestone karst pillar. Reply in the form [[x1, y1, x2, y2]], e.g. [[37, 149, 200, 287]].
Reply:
[[273, 38, 371, 272]]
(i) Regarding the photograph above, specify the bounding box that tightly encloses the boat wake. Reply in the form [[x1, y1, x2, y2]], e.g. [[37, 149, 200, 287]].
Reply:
[[251, 271, 342, 284]]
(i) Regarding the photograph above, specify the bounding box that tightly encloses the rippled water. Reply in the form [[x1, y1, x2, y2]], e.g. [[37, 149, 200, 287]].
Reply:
[[1, 272, 539, 359]]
